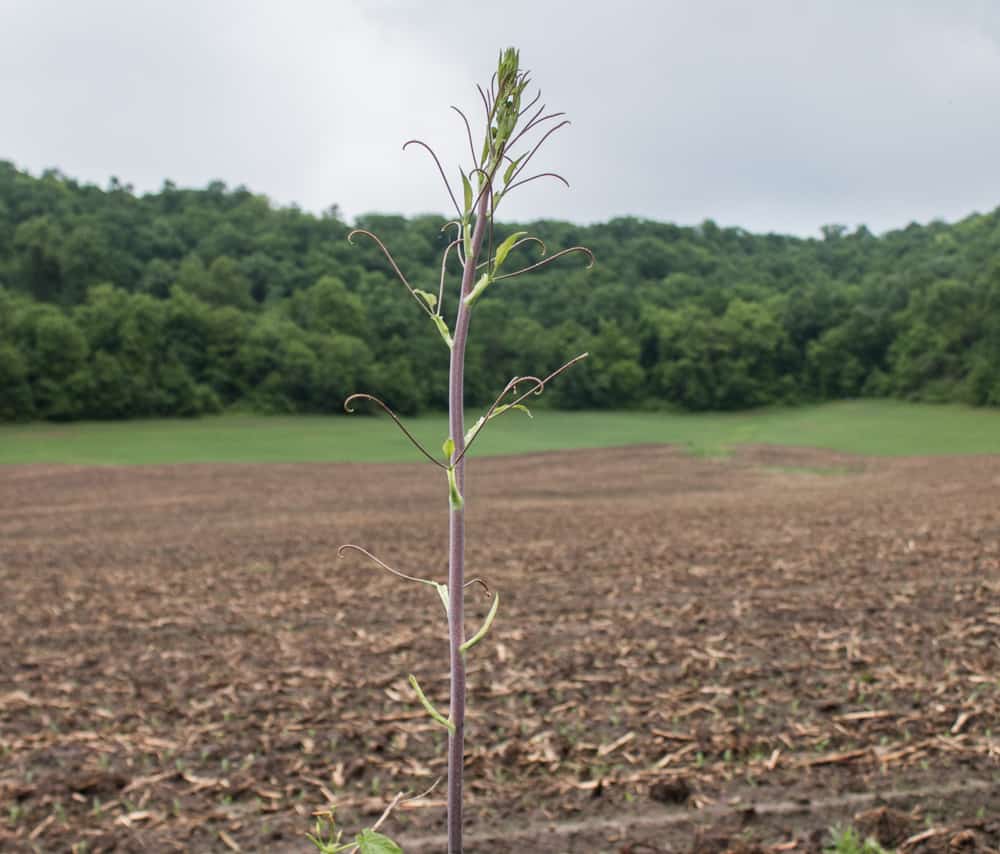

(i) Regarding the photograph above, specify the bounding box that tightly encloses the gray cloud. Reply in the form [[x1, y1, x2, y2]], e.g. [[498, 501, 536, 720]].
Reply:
[[2, 0, 999, 236]]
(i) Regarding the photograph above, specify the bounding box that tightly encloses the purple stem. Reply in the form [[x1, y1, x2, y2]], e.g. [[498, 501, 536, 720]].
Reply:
[[447, 187, 490, 854]]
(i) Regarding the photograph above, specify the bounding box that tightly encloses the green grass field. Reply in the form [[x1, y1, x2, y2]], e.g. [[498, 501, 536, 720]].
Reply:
[[2, 400, 999, 466]]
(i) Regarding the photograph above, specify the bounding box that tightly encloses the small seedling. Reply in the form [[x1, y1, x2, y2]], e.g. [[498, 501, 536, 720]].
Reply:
[[825, 826, 891, 854], [308, 784, 437, 854], [334, 47, 592, 852]]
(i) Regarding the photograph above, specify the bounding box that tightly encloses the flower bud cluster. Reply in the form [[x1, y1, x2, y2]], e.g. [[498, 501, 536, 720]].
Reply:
[[491, 48, 529, 157]]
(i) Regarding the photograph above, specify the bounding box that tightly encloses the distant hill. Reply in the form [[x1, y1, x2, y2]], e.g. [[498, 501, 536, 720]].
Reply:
[[1, 161, 998, 421]]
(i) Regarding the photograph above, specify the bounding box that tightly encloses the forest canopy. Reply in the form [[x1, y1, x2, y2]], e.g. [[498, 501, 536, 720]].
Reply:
[[1, 160, 999, 421]]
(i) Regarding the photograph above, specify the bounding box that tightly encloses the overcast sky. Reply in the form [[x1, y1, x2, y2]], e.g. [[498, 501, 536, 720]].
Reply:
[[2, 0, 1000, 237]]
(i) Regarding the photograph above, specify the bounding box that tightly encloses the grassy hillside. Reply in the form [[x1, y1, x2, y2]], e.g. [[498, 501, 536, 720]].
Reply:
[[2, 400, 999, 465]]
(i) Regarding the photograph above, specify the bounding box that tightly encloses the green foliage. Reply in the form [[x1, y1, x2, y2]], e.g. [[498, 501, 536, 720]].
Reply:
[[0, 342, 33, 420], [307, 813, 403, 854], [354, 830, 403, 854], [826, 826, 892, 854], [3, 159, 1000, 422]]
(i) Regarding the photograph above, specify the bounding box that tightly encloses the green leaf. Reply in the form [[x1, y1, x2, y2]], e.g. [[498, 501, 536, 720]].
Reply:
[[355, 829, 403, 854], [433, 581, 449, 616], [493, 231, 527, 273], [492, 403, 532, 420], [460, 169, 473, 214], [432, 314, 453, 349], [409, 674, 455, 734], [447, 466, 464, 509], [413, 289, 437, 312], [442, 437, 455, 460], [463, 415, 486, 445], [503, 154, 525, 186], [460, 592, 500, 653], [463, 273, 492, 306], [464, 403, 531, 445]]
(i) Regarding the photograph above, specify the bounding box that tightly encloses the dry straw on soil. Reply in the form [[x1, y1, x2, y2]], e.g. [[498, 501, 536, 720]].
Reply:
[[1, 446, 999, 851]]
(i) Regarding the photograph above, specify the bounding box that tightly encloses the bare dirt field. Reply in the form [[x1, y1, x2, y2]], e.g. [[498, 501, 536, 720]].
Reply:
[[2, 446, 999, 852]]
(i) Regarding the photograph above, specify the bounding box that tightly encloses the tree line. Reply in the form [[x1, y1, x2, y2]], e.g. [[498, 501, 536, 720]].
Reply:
[[1, 160, 999, 421]]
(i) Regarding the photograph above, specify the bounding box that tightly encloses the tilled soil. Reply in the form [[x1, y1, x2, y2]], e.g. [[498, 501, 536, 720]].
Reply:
[[1, 446, 998, 853]]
